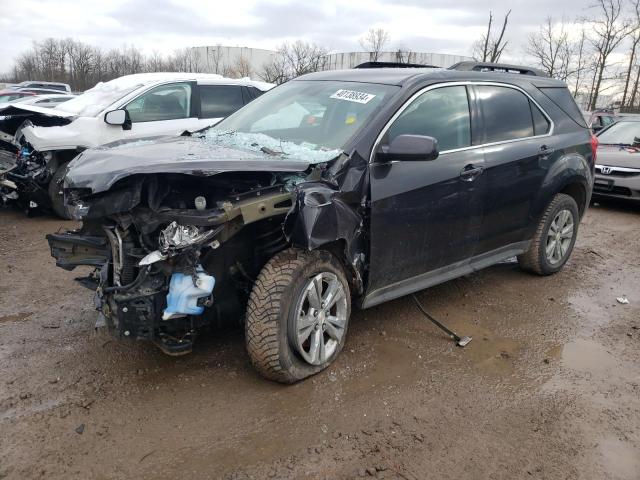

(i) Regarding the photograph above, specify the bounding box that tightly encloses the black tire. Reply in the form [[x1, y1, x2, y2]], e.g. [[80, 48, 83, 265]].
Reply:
[[245, 248, 351, 383], [47, 165, 70, 219], [518, 193, 579, 275]]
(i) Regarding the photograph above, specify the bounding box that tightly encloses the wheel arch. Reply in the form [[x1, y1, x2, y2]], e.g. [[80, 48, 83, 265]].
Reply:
[[283, 183, 366, 296], [534, 152, 593, 223]]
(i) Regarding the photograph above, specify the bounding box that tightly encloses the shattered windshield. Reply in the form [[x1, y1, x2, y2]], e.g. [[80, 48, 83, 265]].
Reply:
[[207, 80, 399, 162], [597, 121, 640, 145]]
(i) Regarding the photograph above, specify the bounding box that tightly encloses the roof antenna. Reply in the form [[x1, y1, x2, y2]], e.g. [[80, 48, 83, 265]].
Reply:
[[411, 294, 472, 347]]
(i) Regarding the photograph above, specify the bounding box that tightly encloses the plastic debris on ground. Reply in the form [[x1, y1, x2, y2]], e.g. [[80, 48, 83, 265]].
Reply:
[[617, 295, 630, 305]]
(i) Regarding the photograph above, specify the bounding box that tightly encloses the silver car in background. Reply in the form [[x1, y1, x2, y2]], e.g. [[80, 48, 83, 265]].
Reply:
[[594, 118, 640, 202]]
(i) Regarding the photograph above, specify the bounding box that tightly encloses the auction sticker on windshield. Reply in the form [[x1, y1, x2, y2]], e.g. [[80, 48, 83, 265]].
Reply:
[[330, 89, 376, 104]]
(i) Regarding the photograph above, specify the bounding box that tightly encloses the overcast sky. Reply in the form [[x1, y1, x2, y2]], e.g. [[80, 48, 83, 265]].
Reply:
[[0, 0, 596, 73]]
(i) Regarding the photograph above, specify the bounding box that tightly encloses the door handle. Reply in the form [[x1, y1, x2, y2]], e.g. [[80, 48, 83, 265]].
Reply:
[[460, 164, 484, 182], [539, 145, 555, 156]]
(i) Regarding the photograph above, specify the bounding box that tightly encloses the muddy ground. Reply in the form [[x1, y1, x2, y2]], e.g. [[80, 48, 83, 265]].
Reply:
[[0, 201, 639, 480]]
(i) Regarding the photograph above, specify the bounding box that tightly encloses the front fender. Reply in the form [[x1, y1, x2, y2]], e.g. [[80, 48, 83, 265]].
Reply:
[[22, 117, 98, 152], [283, 182, 365, 294]]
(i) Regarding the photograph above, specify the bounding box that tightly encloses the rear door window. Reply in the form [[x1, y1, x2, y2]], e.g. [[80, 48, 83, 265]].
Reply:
[[199, 85, 244, 119], [531, 101, 551, 135], [387, 85, 471, 151], [477, 85, 535, 142]]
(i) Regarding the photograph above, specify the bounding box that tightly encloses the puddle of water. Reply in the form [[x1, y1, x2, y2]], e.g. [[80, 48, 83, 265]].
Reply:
[[561, 339, 617, 374], [598, 436, 640, 479]]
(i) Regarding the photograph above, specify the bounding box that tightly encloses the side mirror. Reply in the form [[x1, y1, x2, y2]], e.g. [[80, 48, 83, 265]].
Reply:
[[104, 109, 131, 130], [377, 134, 439, 162]]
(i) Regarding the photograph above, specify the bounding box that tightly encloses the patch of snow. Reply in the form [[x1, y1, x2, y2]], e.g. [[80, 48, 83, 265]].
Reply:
[[98, 139, 159, 151], [55, 73, 271, 118]]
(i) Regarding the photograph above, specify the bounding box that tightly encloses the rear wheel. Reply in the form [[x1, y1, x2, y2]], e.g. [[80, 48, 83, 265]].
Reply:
[[47, 165, 70, 219], [246, 248, 351, 383], [518, 193, 579, 275]]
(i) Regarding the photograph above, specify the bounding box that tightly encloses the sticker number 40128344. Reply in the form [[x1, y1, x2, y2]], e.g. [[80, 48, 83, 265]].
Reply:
[[330, 89, 376, 104]]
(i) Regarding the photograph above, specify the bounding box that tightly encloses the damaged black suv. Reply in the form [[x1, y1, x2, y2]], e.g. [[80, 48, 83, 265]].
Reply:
[[47, 63, 594, 383]]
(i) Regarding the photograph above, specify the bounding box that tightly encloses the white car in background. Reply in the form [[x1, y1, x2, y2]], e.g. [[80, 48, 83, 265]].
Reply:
[[0, 72, 274, 216]]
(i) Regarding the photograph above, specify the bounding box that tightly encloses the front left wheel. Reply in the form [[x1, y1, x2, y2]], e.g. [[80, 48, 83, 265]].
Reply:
[[245, 248, 351, 383]]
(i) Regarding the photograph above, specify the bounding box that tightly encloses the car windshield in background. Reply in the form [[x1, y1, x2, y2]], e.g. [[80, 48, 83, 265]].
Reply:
[[0, 94, 22, 102], [207, 80, 399, 162], [55, 79, 145, 117], [597, 121, 640, 145]]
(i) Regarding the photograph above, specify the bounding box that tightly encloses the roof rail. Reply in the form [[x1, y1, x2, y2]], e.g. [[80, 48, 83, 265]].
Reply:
[[448, 61, 547, 77], [355, 61, 439, 69]]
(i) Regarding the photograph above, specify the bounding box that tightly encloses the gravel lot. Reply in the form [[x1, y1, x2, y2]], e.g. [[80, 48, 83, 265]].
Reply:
[[1, 201, 639, 480]]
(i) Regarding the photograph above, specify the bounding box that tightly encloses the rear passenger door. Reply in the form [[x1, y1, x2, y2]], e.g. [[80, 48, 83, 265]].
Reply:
[[195, 84, 246, 129], [474, 84, 553, 254]]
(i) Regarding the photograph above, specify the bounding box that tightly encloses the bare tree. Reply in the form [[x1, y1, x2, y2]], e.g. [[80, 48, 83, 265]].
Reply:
[[473, 10, 511, 62], [394, 47, 415, 64], [228, 56, 253, 78], [527, 17, 574, 80], [205, 45, 224, 74], [259, 54, 289, 84], [587, 0, 633, 110], [258, 41, 327, 84], [571, 26, 590, 98], [621, 0, 640, 106], [281, 41, 328, 77], [359, 28, 390, 61]]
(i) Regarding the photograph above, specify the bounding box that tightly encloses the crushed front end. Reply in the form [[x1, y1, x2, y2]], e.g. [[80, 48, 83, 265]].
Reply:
[[47, 173, 296, 355], [0, 109, 75, 210]]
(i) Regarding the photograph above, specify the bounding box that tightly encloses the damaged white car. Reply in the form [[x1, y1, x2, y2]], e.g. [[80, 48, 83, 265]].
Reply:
[[0, 73, 273, 216]]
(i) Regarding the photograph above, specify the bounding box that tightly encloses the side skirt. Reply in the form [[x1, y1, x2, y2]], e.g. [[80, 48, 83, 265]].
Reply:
[[360, 241, 530, 309]]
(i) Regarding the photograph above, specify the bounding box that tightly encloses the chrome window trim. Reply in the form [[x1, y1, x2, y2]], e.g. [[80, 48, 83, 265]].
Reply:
[[369, 80, 555, 164], [595, 164, 640, 173]]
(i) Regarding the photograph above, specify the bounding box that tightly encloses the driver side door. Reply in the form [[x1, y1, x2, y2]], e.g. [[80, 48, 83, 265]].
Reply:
[[102, 82, 199, 144], [366, 84, 486, 305]]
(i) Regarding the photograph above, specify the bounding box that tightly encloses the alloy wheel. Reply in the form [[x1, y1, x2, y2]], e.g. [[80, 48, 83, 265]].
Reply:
[[292, 272, 348, 365], [546, 209, 574, 265]]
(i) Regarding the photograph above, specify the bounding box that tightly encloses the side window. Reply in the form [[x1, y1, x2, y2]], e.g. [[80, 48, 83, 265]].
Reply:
[[477, 86, 535, 142], [248, 87, 265, 99], [199, 85, 244, 119], [126, 83, 192, 123], [539, 87, 587, 128], [602, 116, 615, 126], [530, 101, 551, 136], [387, 85, 471, 151]]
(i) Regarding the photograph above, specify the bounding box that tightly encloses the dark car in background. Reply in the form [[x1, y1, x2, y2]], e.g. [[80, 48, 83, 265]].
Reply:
[[47, 63, 594, 383], [587, 109, 618, 133], [593, 118, 640, 202]]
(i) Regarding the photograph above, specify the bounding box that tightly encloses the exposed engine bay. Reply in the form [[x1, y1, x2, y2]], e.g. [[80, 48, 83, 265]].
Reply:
[[47, 165, 366, 355]]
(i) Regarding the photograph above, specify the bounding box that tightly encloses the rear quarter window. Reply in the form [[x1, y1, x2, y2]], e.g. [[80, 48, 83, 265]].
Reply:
[[538, 87, 587, 128]]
